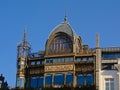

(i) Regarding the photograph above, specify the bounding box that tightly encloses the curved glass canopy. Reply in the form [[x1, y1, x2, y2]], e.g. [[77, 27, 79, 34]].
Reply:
[[48, 35, 73, 55]]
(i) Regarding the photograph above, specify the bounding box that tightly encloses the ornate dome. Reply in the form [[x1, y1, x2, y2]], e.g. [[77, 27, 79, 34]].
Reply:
[[49, 22, 77, 39], [45, 20, 83, 55]]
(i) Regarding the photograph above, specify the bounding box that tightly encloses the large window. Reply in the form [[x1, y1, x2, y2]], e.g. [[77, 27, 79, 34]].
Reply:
[[66, 73, 73, 84], [102, 53, 120, 59], [48, 35, 73, 54], [54, 74, 64, 85], [17, 77, 25, 88], [102, 63, 116, 70], [77, 74, 84, 86], [45, 75, 52, 85], [46, 57, 74, 64], [30, 77, 37, 88], [76, 56, 94, 63], [105, 78, 114, 90], [30, 77, 44, 88]]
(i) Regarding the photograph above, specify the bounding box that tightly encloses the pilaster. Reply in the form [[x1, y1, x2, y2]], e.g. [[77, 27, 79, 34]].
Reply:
[[64, 73, 66, 86], [52, 73, 54, 87], [43, 74, 46, 88], [117, 72, 120, 90], [95, 33, 101, 90], [73, 64, 76, 88]]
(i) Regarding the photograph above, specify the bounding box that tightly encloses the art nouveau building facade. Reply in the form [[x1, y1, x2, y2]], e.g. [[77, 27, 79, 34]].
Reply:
[[16, 18, 120, 90]]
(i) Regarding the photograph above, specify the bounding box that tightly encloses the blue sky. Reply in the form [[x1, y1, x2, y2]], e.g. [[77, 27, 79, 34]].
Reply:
[[0, 0, 120, 87]]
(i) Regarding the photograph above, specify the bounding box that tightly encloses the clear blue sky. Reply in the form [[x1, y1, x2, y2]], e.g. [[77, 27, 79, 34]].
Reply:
[[0, 0, 120, 87]]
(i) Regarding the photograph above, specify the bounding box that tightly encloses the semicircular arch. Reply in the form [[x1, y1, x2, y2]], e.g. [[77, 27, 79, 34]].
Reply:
[[45, 32, 73, 55]]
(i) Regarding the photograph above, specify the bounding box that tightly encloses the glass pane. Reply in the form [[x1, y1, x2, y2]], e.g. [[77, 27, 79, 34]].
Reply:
[[69, 57, 73, 62], [82, 57, 87, 61], [38, 77, 43, 88], [45, 75, 52, 85], [53, 58, 57, 63], [36, 61, 40, 65], [48, 35, 72, 54], [65, 57, 69, 62], [110, 82, 114, 90], [105, 78, 114, 90], [106, 86, 109, 90], [66, 74, 73, 84], [31, 61, 35, 65], [42, 61, 44, 64], [88, 57, 93, 61], [61, 58, 64, 62], [86, 74, 94, 85], [30, 78, 37, 88], [77, 74, 84, 86], [17, 77, 25, 88], [54, 74, 64, 85], [76, 58, 81, 62]]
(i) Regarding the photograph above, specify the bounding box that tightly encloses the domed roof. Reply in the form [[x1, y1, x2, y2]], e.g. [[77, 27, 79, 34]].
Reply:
[[45, 18, 83, 55], [49, 22, 77, 39]]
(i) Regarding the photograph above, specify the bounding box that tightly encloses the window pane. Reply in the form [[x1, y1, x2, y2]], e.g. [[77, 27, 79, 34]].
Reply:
[[48, 35, 72, 54], [17, 77, 25, 88], [54, 74, 64, 85], [46, 59, 49, 63], [77, 74, 84, 86], [30, 78, 37, 88], [42, 61, 44, 64], [45, 75, 52, 85], [66, 74, 73, 84], [110, 82, 114, 90], [82, 57, 87, 61], [38, 77, 43, 88], [36, 61, 40, 65], [105, 78, 114, 90], [31, 61, 35, 65]]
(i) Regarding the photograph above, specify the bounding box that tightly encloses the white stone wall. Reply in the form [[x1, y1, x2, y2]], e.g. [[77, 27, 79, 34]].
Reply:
[[99, 70, 118, 90]]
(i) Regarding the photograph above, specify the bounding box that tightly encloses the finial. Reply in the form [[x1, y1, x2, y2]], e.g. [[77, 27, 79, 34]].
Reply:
[[64, 15, 67, 22], [64, 9, 67, 23], [96, 33, 99, 48], [23, 25, 26, 42]]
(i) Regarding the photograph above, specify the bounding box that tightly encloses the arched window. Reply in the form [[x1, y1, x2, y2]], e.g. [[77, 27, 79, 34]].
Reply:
[[48, 35, 73, 54]]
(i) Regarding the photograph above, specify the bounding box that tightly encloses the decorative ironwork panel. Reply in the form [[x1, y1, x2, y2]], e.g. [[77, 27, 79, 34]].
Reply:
[[45, 65, 74, 72]]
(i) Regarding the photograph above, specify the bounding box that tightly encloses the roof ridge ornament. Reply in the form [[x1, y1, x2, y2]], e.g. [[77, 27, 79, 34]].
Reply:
[[64, 15, 67, 23], [64, 8, 67, 23]]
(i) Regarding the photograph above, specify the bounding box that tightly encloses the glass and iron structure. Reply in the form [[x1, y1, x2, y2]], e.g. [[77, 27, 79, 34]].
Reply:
[[16, 17, 120, 90]]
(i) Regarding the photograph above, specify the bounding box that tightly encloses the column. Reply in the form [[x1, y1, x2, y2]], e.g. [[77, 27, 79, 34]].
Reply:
[[64, 73, 66, 86], [73, 64, 76, 88], [73, 72, 76, 88], [84, 74, 86, 86], [52, 73, 54, 87], [117, 72, 120, 90], [115, 60, 120, 90], [73, 73, 77, 88], [43, 74, 46, 88], [96, 33, 101, 90]]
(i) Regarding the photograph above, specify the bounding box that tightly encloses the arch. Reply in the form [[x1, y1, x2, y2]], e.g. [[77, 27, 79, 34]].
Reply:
[[45, 22, 83, 55], [46, 32, 73, 55]]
